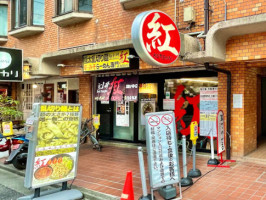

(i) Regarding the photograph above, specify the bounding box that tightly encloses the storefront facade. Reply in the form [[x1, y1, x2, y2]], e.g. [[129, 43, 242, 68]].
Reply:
[[18, 77, 79, 120], [1, 0, 266, 159], [94, 70, 218, 145]]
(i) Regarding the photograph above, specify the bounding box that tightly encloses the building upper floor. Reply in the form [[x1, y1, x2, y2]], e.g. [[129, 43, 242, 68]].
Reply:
[[0, 0, 265, 59]]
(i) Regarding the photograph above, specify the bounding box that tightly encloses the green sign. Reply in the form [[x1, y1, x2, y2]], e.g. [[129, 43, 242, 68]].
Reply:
[[0, 47, 23, 82]]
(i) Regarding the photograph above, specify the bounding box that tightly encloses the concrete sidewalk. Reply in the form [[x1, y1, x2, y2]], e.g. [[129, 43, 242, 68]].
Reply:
[[1, 142, 266, 200]]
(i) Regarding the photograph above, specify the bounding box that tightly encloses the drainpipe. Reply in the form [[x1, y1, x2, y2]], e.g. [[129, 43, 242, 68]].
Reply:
[[205, 63, 231, 160], [174, 0, 177, 24], [223, 0, 227, 21], [204, 0, 209, 34]]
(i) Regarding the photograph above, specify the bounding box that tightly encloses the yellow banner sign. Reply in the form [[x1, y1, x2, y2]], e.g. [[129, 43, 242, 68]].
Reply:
[[83, 49, 130, 72], [23, 65, 31, 80], [40, 105, 80, 112]]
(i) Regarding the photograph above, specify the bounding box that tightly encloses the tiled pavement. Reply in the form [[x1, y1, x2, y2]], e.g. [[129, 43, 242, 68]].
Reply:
[[75, 141, 266, 200], [1, 140, 266, 200]]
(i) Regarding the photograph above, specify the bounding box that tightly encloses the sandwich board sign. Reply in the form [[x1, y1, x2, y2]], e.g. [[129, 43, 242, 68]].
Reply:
[[24, 103, 82, 189], [145, 111, 182, 199]]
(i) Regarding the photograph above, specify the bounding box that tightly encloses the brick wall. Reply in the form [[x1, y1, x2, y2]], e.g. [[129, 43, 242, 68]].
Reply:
[[243, 67, 258, 155], [3, 0, 266, 58], [226, 32, 266, 62], [79, 76, 92, 119], [218, 62, 266, 158]]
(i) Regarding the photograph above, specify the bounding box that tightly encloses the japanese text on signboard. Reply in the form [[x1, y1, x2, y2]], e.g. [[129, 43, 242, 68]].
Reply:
[[83, 49, 130, 72], [25, 104, 82, 189], [145, 112, 179, 188], [95, 76, 138, 102], [217, 110, 225, 154], [200, 87, 218, 137], [131, 11, 180, 66], [0, 48, 23, 82]]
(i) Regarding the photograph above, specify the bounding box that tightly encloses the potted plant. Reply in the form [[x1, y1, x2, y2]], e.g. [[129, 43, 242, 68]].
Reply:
[[0, 94, 23, 132]]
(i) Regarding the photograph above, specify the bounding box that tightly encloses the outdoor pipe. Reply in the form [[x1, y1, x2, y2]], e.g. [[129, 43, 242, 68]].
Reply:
[[204, 0, 209, 35], [205, 63, 231, 160]]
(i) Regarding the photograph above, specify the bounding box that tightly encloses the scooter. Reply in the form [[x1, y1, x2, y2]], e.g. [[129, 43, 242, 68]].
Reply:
[[4, 135, 28, 170]]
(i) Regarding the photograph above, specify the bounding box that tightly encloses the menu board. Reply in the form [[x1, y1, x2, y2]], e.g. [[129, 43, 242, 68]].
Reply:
[[116, 101, 130, 127], [24, 103, 82, 189]]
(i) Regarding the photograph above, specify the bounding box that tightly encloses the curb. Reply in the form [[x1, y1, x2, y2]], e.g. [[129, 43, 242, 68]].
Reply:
[[0, 162, 119, 200]]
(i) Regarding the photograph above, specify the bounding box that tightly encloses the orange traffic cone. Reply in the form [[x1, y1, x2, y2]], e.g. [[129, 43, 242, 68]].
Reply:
[[121, 171, 135, 200]]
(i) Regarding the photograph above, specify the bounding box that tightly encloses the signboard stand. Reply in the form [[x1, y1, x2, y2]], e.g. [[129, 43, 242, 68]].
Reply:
[[188, 144, 202, 177], [138, 147, 153, 200], [145, 111, 182, 200], [181, 135, 193, 187], [207, 134, 219, 166], [208, 110, 236, 168], [188, 122, 201, 178], [18, 103, 84, 200]]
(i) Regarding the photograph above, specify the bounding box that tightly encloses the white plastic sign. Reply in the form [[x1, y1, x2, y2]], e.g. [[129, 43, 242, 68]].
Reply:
[[145, 111, 180, 189], [217, 110, 225, 154]]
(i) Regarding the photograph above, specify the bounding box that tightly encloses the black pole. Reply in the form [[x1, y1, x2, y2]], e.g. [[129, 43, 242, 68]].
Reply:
[[205, 63, 231, 160], [62, 181, 68, 191], [204, 0, 209, 34], [33, 188, 41, 198]]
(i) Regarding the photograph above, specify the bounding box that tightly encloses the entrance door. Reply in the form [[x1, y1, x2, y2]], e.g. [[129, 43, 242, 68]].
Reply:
[[43, 84, 54, 103], [113, 101, 135, 141], [97, 101, 114, 139], [262, 78, 266, 137]]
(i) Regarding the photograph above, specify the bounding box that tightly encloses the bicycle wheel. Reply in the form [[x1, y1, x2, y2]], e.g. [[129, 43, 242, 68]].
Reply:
[[80, 119, 95, 144], [80, 119, 89, 144]]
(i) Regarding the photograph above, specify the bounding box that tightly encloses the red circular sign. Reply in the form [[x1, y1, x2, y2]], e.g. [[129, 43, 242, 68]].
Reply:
[[161, 114, 173, 125], [148, 115, 160, 127], [132, 10, 180, 66]]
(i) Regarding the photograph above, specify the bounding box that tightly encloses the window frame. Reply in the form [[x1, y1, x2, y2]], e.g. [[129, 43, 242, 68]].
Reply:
[[0, 3, 8, 37], [11, 0, 45, 30], [55, 0, 92, 17]]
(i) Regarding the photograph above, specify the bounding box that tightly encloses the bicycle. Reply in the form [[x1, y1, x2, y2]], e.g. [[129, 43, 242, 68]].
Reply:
[[80, 118, 102, 151]]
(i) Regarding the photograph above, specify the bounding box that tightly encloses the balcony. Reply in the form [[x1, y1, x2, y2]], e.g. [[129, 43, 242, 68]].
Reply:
[[52, 12, 93, 27], [120, 0, 164, 9], [0, 37, 7, 44], [9, 26, 44, 39]]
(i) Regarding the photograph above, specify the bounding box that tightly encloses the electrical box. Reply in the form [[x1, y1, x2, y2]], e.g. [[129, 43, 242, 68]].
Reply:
[[184, 7, 196, 22]]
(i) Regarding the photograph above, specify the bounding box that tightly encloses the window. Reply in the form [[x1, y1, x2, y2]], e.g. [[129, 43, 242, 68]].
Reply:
[[53, 0, 93, 27], [58, 0, 73, 15], [14, 0, 27, 28], [78, 0, 92, 12], [12, 0, 44, 29], [0, 4, 8, 37], [9, 0, 45, 38], [33, 0, 45, 25], [56, 0, 92, 16]]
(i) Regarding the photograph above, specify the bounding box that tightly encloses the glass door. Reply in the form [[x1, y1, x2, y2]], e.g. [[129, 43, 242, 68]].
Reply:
[[138, 83, 158, 141], [21, 83, 33, 120], [113, 101, 134, 141], [97, 101, 114, 139]]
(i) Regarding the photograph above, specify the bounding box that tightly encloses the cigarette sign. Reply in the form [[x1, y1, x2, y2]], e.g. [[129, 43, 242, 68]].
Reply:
[[145, 111, 180, 189]]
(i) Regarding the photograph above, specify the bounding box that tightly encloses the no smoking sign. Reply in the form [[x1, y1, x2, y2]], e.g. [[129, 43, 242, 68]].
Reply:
[[161, 114, 173, 125], [148, 114, 173, 127], [148, 115, 160, 127]]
